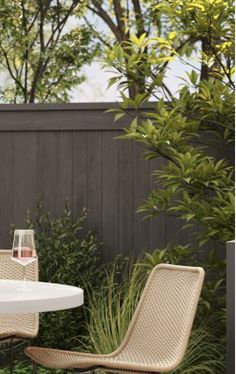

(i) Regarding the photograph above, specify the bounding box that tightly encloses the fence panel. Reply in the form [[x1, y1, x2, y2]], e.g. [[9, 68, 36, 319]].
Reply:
[[0, 104, 188, 259]]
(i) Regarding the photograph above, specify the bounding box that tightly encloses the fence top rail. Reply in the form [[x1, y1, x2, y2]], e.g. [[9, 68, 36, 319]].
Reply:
[[0, 102, 155, 132], [0, 102, 155, 111], [0, 103, 121, 111]]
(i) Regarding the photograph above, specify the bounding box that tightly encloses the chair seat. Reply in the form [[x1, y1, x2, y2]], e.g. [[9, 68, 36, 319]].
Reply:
[[25, 347, 168, 372], [25, 264, 204, 373], [0, 313, 38, 340]]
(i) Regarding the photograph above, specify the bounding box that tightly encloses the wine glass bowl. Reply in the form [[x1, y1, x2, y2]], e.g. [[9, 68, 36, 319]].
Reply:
[[11, 229, 37, 289]]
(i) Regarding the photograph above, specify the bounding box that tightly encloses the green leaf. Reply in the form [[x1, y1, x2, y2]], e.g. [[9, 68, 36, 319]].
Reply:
[[182, 213, 196, 222], [168, 31, 177, 40], [114, 112, 125, 121], [199, 238, 208, 247], [130, 117, 138, 132]]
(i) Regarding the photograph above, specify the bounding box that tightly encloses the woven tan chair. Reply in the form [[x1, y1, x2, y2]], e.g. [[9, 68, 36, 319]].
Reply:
[[25, 264, 204, 373], [0, 249, 39, 373]]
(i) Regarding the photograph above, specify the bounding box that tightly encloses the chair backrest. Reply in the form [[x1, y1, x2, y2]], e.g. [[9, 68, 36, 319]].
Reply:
[[0, 249, 38, 281], [116, 264, 204, 372], [0, 249, 39, 339]]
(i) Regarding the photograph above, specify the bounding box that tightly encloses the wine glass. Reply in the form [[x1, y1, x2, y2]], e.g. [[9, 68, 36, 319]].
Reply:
[[11, 229, 37, 290]]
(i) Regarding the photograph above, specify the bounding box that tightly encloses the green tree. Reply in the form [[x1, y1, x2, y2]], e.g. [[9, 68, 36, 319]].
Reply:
[[107, 0, 235, 247], [85, 0, 234, 99], [104, 4, 234, 364], [0, 0, 97, 103], [84, 0, 162, 98]]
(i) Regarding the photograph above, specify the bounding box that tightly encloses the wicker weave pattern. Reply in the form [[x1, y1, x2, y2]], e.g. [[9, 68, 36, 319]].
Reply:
[[25, 264, 204, 372], [0, 250, 39, 339], [115, 268, 200, 369]]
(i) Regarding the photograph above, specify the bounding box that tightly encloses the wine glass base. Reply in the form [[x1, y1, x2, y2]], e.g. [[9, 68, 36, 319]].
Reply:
[[16, 282, 31, 292]]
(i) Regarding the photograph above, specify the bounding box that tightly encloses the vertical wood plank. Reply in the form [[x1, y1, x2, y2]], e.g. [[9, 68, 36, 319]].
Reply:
[[0, 133, 13, 247], [73, 131, 88, 211], [37, 132, 58, 215], [118, 139, 134, 255], [133, 143, 150, 255], [13, 132, 38, 228], [87, 131, 102, 239], [102, 131, 119, 260], [72, 131, 88, 232], [55, 132, 73, 215], [149, 157, 167, 250]]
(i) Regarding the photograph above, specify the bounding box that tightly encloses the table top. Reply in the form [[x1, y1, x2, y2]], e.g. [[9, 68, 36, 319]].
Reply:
[[0, 280, 83, 314]]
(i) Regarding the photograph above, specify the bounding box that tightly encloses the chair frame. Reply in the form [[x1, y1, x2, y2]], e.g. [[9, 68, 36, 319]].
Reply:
[[0, 331, 32, 373], [26, 264, 204, 374], [0, 249, 39, 373]]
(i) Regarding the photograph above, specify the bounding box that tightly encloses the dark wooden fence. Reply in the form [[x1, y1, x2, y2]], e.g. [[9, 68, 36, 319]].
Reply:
[[0, 104, 198, 259]]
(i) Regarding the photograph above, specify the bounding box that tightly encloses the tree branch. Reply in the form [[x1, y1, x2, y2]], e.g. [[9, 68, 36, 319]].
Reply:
[[0, 43, 25, 99], [29, 0, 80, 102], [83, 16, 111, 48], [113, 0, 126, 39], [45, 0, 79, 49], [21, 0, 28, 102], [148, 36, 196, 94], [89, 1, 123, 42], [42, 66, 68, 102], [209, 42, 235, 88], [29, 0, 45, 102], [132, 0, 146, 37], [27, 8, 40, 33]]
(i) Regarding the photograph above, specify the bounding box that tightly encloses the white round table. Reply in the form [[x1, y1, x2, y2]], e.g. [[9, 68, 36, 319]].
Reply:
[[0, 280, 83, 314]]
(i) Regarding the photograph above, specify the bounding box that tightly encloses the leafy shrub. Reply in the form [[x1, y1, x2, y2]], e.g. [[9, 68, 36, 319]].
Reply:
[[24, 199, 104, 349], [106, 0, 234, 248], [0, 360, 62, 374]]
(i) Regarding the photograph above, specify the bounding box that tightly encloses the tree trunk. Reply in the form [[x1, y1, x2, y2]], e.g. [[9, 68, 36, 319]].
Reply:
[[127, 76, 146, 99], [200, 37, 220, 82]]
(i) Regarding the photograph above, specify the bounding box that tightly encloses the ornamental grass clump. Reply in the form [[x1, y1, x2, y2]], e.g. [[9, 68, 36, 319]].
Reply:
[[170, 317, 226, 374], [81, 258, 145, 354]]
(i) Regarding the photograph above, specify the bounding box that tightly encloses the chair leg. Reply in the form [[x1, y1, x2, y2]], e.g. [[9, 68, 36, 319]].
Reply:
[[32, 361, 37, 374], [9, 337, 13, 374]]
